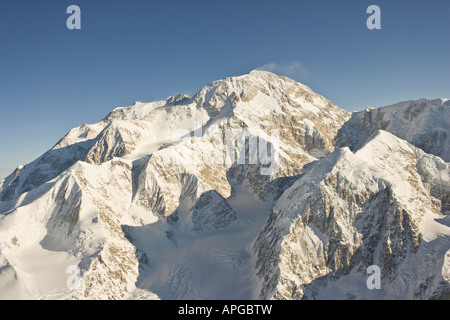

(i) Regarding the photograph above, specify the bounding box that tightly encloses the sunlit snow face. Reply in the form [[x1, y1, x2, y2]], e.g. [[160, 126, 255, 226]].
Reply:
[[172, 124, 280, 176]]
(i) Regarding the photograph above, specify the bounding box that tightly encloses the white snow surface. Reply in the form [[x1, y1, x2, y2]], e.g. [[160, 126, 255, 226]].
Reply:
[[335, 98, 450, 161], [254, 130, 450, 299], [0, 70, 448, 300]]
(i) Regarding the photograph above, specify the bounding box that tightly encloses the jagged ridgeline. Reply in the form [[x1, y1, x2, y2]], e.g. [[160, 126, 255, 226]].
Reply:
[[0, 71, 448, 300]]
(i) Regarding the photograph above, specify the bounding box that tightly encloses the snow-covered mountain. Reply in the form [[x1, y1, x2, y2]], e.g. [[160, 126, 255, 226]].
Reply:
[[0, 71, 448, 300], [254, 130, 450, 299], [335, 98, 450, 161]]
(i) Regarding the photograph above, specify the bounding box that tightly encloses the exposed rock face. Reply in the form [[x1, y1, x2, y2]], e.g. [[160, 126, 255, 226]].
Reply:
[[1, 71, 349, 204], [254, 131, 450, 300], [335, 98, 450, 161], [191, 190, 237, 232], [0, 71, 448, 300]]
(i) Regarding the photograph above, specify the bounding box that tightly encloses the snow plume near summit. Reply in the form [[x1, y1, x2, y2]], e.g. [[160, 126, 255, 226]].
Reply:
[[0, 71, 449, 300], [255, 61, 307, 81]]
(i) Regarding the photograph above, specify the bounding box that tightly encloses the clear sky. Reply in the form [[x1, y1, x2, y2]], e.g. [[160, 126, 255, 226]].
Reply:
[[0, 0, 449, 180]]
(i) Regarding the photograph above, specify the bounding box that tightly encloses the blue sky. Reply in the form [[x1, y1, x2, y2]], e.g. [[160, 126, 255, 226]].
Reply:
[[0, 0, 449, 179]]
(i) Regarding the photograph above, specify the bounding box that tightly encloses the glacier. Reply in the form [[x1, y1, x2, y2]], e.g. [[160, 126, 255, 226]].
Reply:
[[0, 70, 448, 300]]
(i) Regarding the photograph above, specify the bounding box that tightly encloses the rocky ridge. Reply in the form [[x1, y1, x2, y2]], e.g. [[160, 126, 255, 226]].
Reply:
[[0, 71, 448, 300]]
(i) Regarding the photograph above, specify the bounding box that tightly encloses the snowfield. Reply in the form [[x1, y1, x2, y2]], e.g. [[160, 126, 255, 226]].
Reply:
[[0, 71, 448, 300]]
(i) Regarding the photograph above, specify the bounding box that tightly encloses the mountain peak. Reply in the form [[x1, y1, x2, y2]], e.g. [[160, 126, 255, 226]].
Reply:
[[1, 71, 448, 300], [165, 93, 192, 105], [336, 97, 450, 161]]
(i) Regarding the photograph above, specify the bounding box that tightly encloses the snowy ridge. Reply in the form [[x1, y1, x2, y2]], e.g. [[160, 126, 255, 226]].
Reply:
[[335, 98, 450, 161], [0, 159, 151, 299], [0, 70, 448, 300], [0, 70, 349, 203], [254, 130, 450, 299]]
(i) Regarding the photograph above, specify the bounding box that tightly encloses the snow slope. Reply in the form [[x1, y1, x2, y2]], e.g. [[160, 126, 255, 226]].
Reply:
[[254, 130, 450, 299], [335, 98, 450, 161], [0, 71, 448, 300], [0, 71, 351, 299]]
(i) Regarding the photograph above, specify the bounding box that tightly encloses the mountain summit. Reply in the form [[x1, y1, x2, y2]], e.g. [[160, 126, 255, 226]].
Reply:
[[0, 71, 448, 300]]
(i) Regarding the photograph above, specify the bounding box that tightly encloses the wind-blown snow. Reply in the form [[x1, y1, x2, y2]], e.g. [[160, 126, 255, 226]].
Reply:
[[0, 70, 448, 300]]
